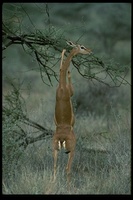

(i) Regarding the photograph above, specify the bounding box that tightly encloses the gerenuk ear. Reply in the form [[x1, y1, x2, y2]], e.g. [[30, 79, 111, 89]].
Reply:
[[66, 41, 77, 48]]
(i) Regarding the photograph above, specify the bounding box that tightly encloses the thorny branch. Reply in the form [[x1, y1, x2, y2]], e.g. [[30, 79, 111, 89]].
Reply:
[[3, 78, 53, 150], [2, 22, 130, 87]]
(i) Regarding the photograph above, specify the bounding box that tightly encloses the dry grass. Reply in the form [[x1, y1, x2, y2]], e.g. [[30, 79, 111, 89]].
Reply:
[[2, 73, 131, 194]]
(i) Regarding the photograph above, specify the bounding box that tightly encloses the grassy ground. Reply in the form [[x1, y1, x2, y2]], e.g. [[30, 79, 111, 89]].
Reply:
[[2, 73, 131, 194]]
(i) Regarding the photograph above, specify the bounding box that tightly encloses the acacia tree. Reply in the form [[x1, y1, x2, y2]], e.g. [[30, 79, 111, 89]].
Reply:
[[2, 3, 130, 178]]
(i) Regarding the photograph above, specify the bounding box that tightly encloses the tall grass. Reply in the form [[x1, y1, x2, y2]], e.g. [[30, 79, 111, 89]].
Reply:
[[2, 74, 131, 194]]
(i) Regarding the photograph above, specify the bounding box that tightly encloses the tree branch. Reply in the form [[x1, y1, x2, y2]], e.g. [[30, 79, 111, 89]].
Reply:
[[2, 22, 130, 87]]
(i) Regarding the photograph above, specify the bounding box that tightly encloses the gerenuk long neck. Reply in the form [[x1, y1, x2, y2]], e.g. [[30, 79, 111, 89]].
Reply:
[[59, 48, 77, 87]]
